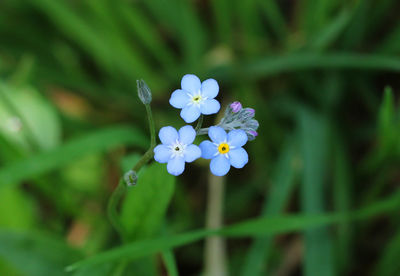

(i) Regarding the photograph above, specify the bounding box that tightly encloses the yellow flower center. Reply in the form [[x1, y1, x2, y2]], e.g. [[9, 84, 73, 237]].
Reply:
[[218, 143, 230, 154], [192, 95, 202, 104]]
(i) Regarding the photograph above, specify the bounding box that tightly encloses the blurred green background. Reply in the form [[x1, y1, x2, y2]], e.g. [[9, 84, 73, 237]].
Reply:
[[1, 0, 400, 275]]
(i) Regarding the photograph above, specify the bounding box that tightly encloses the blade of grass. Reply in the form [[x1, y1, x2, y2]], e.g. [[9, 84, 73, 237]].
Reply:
[[115, 2, 178, 75], [308, 10, 352, 51], [332, 135, 353, 275], [29, 0, 114, 75], [83, 0, 163, 89], [143, 0, 207, 70], [212, 52, 400, 80], [161, 250, 179, 276], [210, 0, 233, 45], [66, 191, 400, 272], [0, 126, 147, 188], [373, 228, 400, 276], [299, 108, 334, 276], [257, 0, 288, 41]]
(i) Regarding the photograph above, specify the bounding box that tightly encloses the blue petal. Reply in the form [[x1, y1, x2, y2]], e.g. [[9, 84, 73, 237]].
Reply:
[[201, 79, 219, 99], [179, 125, 196, 145], [227, 129, 248, 148], [199, 140, 217, 159], [180, 105, 201, 123], [181, 74, 201, 95], [159, 126, 178, 145], [167, 157, 185, 176], [210, 155, 230, 176], [229, 148, 248, 168], [184, 144, 201, 162], [208, 126, 227, 144], [200, 99, 220, 115], [154, 145, 171, 163], [170, 89, 189, 109]]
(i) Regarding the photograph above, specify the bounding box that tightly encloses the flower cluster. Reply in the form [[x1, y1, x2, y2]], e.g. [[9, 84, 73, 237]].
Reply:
[[154, 74, 259, 176]]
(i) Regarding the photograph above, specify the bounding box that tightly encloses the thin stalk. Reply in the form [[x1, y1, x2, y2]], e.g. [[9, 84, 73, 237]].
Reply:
[[195, 114, 204, 133], [203, 173, 227, 276], [145, 104, 156, 148], [107, 179, 127, 240], [108, 102, 156, 240], [132, 147, 154, 172], [197, 128, 209, 135]]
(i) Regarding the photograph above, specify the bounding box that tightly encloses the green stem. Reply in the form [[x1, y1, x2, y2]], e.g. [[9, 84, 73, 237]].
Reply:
[[197, 128, 209, 136], [132, 147, 154, 171], [195, 114, 204, 133], [108, 102, 156, 239], [107, 179, 127, 240], [145, 104, 156, 148]]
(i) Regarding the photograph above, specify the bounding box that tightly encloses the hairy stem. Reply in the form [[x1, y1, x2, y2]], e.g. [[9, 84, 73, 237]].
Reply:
[[107, 179, 127, 240], [132, 147, 154, 171]]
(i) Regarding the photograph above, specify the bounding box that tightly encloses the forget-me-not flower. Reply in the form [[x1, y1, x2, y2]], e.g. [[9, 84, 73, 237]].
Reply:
[[199, 126, 249, 176], [169, 74, 221, 123], [154, 125, 201, 176]]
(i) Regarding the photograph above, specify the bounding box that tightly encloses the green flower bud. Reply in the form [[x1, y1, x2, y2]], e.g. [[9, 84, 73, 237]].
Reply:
[[137, 79, 152, 104], [124, 170, 138, 186]]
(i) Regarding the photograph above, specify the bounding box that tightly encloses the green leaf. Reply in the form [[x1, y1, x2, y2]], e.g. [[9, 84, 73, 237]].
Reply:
[[66, 191, 400, 272], [120, 162, 176, 241], [332, 136, 353, 274], [0, 186, 37, 230], [0, 229, 81, 276], [0, 83, 61, 151], [299, 109, 334, 276], [0, 126, 148, 188]]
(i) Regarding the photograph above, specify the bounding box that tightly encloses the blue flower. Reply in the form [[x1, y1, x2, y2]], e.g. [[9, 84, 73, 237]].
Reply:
[[169, 74, 221, 123], [154, 125, 201, 176], [199, 126, 249, 176]]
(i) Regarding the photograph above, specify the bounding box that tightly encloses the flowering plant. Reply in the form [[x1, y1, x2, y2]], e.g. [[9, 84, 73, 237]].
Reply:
[[151, 74, 259, 177], [122, 74, 259, 185]]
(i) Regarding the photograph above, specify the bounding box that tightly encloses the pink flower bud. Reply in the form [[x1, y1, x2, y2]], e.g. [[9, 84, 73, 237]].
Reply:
[[249, 130, 258, 137], [230, 101, 242, 113], [247, 108, 255, 116]]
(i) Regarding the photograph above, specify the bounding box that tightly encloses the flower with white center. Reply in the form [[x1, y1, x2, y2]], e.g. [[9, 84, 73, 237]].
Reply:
[[169, 74, 221, 123], [199, 126, 249, 176], [154, 125, 201, 176]]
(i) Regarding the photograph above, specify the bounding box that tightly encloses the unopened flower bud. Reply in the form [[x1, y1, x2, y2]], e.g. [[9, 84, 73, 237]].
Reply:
[[124, 170, 138, 186], [247, 130, 258, 141], [238, 108, 256, 121], [249, 130, 258, 137], [230, 101, 242, 113], [247, 108, 255, 116], [137, 79, 152, 104], [246, 119, 259, 130]]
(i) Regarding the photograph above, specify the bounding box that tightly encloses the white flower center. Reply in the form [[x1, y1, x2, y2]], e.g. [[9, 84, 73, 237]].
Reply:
[[189, 91, 207, 106], [169, 140, 187, 158]]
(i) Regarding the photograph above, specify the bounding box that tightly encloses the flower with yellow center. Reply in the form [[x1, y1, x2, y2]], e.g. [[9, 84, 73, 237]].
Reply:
[[218, 143, 230, 154], [200, 126, 249, 176]]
